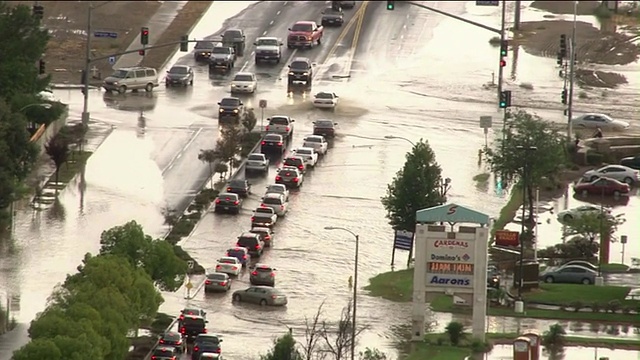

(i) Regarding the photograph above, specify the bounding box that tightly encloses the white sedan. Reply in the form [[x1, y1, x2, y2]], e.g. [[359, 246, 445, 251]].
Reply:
[[556, 205, 605, 223], [215, 257, 242, 276], [313, 92, 338, 109], [292, 147, 318, 167], [302, 135, 328, 155], [583, 165, 639, 185], [571, 113, 629, 131], [230, 72, 257, 94]]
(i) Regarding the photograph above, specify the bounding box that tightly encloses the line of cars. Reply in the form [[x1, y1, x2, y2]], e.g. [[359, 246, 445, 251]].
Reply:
[[572, 164, 639, 198]]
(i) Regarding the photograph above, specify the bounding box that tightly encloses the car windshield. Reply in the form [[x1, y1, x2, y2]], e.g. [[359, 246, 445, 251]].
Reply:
[[306, 137, 321, 143], [315, 120, 333, 127], [279, 170, 296, 176], [227, 249, 244, 256], [153, 348, 175, 356], [263, 197, 282, 205], [219, 258, 236, 264], [256, 266, 272, 272], [284, 158, 301, 164], [197, 336, 221, 344], [163, 332, 181, 341], [290, 61, 309, 70], [224, 30, 242, 39], [182, 308, 200, 314], [324, 8, 341, 15], [212, 47, 230, 54], [264, 134, 282, 141], [229, 180, 246, 187], [296, 149, 312, 155], [316, 92, 333, 99], [234, 74, 254, 82], [255, 207, 273, 214], [169, 66, 188, 74], [207, 273, 227, 280], [291, 23, 313, 32], [183, 317, 205, 326], [248, 154, 264, 161], [111, 69, 128, 78], [270, 117, 289, 125], [220, 98, 240, 106], [257, 38, 279, 46], [195, 41, 214, 49]]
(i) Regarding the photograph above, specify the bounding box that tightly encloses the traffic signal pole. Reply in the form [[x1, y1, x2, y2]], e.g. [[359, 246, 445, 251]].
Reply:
[[82, 4, 93, 129], [497, 0, 506, 104], [567, 0, 578, 140]]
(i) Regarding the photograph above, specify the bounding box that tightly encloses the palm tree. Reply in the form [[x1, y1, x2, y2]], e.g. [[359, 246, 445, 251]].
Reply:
[[198, 149, 219, 188], [45, 136, 70, 190]]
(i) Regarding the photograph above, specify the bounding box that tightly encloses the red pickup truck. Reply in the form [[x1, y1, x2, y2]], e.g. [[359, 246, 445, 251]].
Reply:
[[287, 21, 323, 49]]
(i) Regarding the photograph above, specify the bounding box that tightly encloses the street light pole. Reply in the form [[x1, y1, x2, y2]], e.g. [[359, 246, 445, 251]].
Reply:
[[324, 226, 359, 360], [516, 145, 537, 299], [384, 135, 415, 147]]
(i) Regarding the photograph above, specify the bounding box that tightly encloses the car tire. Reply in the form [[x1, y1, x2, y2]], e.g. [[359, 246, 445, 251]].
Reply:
[[544, 276, 554, 283], [623, 177, 634, 184], [190, 79, 194, 85], [317, 37, 322, 45], [165, 82, 170, 87], [117, 85, 127, 94], [233, 294, 241, 302], [563, 214, 573, 222], [259, 299, 267, 306], [145, 83, 154, 92], [582, 278, 592, 285]]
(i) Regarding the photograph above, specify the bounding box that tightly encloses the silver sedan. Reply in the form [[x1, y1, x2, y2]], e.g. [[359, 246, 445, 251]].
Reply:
[[204, 272, 231, 293], [571, 113, 629, 131]]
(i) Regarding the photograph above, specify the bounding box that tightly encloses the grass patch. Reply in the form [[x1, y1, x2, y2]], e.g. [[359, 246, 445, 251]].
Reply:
[[364, 269, 413, 302], [523, 283, 638, 307], [600, 263, 629, 273], [472, 173, 490, 183], [173, 245, 205, 274], [405, 344, 470, 360], [491, 183, 522, 238], [53, 151, 92, 184]]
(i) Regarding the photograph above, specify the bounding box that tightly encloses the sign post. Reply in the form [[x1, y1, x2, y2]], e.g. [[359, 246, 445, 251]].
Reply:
[[479, 116, 492, 148], [259, 99, 267, 132], [185, 260, 195, 299], [411, 203, 490, 342]]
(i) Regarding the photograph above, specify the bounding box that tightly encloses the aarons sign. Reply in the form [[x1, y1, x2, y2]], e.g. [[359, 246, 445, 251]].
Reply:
[[429, 276, 471, 286]]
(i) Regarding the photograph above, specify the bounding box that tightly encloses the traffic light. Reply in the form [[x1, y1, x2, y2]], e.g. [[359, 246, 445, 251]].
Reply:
[[138, 49, 145, 56], [561, 89, 567, 104], [559, 34, 567, 58], [499, 90, 512, 108], [180, 35, 189, 52], [556, 52, 563, 65], [38, 59, 45, 74], [141, 27, 149, 45], [499, 58, 506, 67], [500, 40, 508, 57], [32, 5, 44, 19], [387, 1, 395, 10]]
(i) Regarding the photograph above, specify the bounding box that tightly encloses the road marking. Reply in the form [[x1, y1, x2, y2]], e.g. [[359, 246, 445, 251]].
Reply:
[[263, 30, 267, 35], [269, 20, 274, 25], [283, 1, 287, 5], [161, 127, 203, 175], [276, 10, 281, 15], [343, 2, 366, 77], [277, 48, 298, 80], [240, 61, 249, 71]]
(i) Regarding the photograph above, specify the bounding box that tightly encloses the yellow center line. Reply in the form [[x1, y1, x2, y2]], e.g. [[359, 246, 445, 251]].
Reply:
[[322, 1, 369, 65], [345, 2, 366, 75]]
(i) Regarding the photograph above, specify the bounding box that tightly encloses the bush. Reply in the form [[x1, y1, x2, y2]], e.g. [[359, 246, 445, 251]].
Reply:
[[445, 321, 466, 346], [569, 301, 583, 312], [586, 151, 604, 165], [240, 132, 263, 157], [594, 4, 612, 19], [542, 323, 566, 349], [470, 339, 493, 353], [590, 302, 602, 313], [164, 234, 181, 245], [171, 219, 196, 237], [436, 337, 446, 346], [194, 189, 218, 207], [621, 306, 632, 315], [606, 300, 621, 313], [173, 245, 205, 274]]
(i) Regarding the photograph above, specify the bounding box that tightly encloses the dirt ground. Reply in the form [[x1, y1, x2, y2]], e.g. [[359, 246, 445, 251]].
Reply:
[[139, 1, 212, 70]]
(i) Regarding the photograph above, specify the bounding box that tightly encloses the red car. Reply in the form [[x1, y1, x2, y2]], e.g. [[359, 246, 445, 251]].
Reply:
[[574, 177, 630, 197]]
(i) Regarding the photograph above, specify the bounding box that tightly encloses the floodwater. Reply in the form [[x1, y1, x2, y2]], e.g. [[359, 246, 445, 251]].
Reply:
[[1, 1, 639, 359]]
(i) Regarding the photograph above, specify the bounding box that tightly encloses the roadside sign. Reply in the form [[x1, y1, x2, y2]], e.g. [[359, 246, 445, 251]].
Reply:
[[187, 260, 194, 269], [479, 116, 492, 129], [476, 1, 499, 5], [259, 99, 267, 108], [94, 31, 118, 39], [108, 56, 116, 65], [185, 281, 193, 290], [494, 230, 520, 247]]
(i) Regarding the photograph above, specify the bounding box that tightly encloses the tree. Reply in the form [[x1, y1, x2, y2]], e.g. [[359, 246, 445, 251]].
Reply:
[[542, 323, 566, 349], [242, 109, 258, 132], [381, 139, 444, 232], [45, 135, 70, 186], [214, 162, 229, 180], [260, 332, 303, 360], [0, 99, 39, 182], [538, 237, 599, 261], [214, 127, 243, 173], [0, 3, 51, 100], [563, 212, 625, 243], [445, 321, 466, 345], [99, 221, 187, 291], [359, 348, 388, 360], [198, 149, 219, 188], [484, 110, 567, 219], [319, 299, 366, 360], [12, 338, 62, 360], [301, 301, 324, 360]]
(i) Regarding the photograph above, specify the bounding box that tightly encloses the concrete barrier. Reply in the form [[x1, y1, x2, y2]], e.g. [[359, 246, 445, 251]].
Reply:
[[29, 106, 69, 153]]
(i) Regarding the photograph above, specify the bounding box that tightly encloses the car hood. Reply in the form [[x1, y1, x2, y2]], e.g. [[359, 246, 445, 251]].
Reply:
[[256, 45, 279, 52], [290, 68, 310, 73], [103, 76, 123, 83], [614, 120, 630, 127]]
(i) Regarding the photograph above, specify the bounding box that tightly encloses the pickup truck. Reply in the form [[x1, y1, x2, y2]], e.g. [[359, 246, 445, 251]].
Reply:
[[254, 37, 283, 63], [251, 207, 277, 228], [265, 115, 295, 139], [208, 44, 236, 72], [287, 21, 323, 49]]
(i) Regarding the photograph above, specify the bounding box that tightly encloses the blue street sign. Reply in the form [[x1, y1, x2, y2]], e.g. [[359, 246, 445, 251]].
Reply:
[[94, 31, 118, 39], [476, 1, 499, 5], [108, 56, 116, 65], [393, 230, 414, 251]]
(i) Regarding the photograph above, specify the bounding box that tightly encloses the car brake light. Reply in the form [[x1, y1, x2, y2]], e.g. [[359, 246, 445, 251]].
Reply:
[[265, 235, 270, 240], [243, 255, 247, 259], [255, 244, 261, 249], [293, 178, 299, 182], [251, 216, 255, 221], [285, 126, 290, 131], [179, 315, 184, 320], [227, 187, 232, 191], [265, 125, 270, 131], [252, 271, 258, 275], [216, 348, 221, 353], [270, 272, 275, 277], [280, 205, 284, 210], [180, 327, 186, 333], [215, 199, 221, 204], [216, 265, 222, 268], [194, 346, 199, 352], [275, 176, 281, 181], [205, 280, 211, 285], [277, 142, 283, 146], [219, 281, 227, 285], [261, 141, 266, 145], [159, 339, 164, 343], [232, 266, 238, 270], [271, 295, 277, 299], [260, 204, 266, 207], [203, 328, 207, 333], [225, 197, 230, 201], [298, 165, 303, 169], [234, 200, 239, 205], [151, 357, 157, 360]]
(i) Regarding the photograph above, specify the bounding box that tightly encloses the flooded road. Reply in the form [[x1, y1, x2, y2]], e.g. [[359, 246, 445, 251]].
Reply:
[[1, 1, 639, 358]]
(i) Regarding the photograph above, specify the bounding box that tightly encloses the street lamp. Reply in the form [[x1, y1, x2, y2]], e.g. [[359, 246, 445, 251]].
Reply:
[[516, 145, 537, 299], [384, 135, 415, 146], [324, 226, 359, 360], [83, 1, 114, 127]]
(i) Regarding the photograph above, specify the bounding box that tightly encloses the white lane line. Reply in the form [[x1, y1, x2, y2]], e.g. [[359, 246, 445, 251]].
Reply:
[[161, 127, 204, 175], [276, 10, 281, 15], [269, 20, 274, 25], [283, 1, 287, 5], [240, 61, 250, 71], [263, 30, 267, 35], [277, 48, 298, 80]]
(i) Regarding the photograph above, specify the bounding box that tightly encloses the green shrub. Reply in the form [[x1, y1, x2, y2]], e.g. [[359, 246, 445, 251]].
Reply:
[[240, 132, 263, 157], [171, 220, 195, 237], [436, 337, 447, 346], [194, 189, 218, 207], [590, 302, 602, 313], [172, 245, 205, 274], [470, 339, 493, 353], [165, 234, 181, 245], [606, 300, 622, 313], [570, 301, 583, 312], [445, 321, 466, 346], [594, 4, 612, 19], [183, 212, 202, 221]]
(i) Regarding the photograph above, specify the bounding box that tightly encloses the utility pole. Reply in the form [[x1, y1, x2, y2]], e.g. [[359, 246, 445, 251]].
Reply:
[[497, 0, 506, 101], [567, 0, 578, 140], [82, 3, 92, 129], [514, 0, 522, 30]]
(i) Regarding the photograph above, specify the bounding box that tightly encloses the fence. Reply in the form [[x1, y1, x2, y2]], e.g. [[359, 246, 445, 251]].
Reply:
[[29, 106, 69, 152]]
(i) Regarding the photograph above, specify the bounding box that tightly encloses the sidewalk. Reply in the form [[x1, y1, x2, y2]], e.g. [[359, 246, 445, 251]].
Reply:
[[112, 1, 188, 70]]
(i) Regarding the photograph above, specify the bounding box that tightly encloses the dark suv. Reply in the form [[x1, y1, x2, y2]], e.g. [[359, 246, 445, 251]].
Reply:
[[151, 346, 179, 360], [222, 28, 246, 56], [287, 57, 313, 85], [236, 232, 265, 257], [179, 315, 208, 341], [213, 192, 241, 214], [194, 41, 215, 61], [218, 97, 244, 121], [192, 334, 223, 360], [226, 179, 251, 197]]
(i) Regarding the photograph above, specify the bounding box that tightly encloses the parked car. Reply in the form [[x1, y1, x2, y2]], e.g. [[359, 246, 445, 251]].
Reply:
[[261, 133, 286, 155], [570, 113, 629, 131], [583, 165, 639, 185], [232, 286, 288, 306], [165, 65, 194, 87], [559, 260, 598, 272], [261, 193, 288, 217], [192, 334, 223, 360], [539, 265, 597, 285], [204, 272, 231, 293], [302, 135, 328, 155], [313, 92, 339, 109], [312, 119, 337, 138], [215, 256, 242, 276], [556, 205, 607, 223], [226, 247, 250, 266], [249, 226, 274, 248], [245, 153, 269, 175], [213, 193, 242, 214], [574, 177, 631, 197], [292, 147, 318, 168], [250, 264, 276, 286], [226, 179, 251, 197], [620, 154, 640, 170], [230, 72, 257, 94]]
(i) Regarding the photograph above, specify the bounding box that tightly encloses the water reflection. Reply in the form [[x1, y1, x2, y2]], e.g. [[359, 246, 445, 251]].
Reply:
[[47, 197, 65, 222], [102, 92, 158, 112]]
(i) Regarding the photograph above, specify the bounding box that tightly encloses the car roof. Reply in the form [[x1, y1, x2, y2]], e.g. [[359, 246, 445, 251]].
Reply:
[[182, 314, 206, 320], [285, 155, 304, 160], [280, 167, 299, 172], [294, 21, 314, 25], [292, 57, 311, 62], [255, 263, 273, 269], [163, 330, 181, 338], [248, 153, 265, 157], [221, 96, 240, 101], [295, 147, 314, 152], [229, 179, 247, 184], [251, 226, 271, 232], [235, 72, 254, 77], [240, 232, 260, 237], [264, 192, 284, 199], [264, 133, 283, 139], [257, 36, 278, 40], [268, 183, 286, 188], [306, 135, 324, 140], [181, 307, 202, 312], [207, 271, 229, 277], [218, 192, 238, 198], [219, 256, 239, 261], [171, 64, 190, 69], [228, 247, 248, 252]]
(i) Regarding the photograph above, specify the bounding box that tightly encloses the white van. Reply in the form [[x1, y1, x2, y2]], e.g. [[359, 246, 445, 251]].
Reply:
[[103, 67, 159, 94]]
